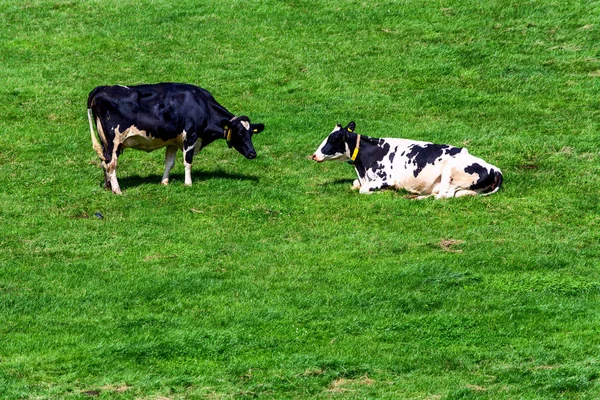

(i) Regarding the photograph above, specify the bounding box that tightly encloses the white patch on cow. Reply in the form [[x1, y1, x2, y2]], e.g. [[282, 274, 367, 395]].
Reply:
[[119, 125, 184, 152], [241, 120, 250, 131], [184, 163, 193, 186]]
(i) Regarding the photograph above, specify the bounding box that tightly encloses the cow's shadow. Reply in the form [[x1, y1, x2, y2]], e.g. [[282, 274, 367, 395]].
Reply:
[[320, 178, 355, 186], [116, 170, 259, 190]]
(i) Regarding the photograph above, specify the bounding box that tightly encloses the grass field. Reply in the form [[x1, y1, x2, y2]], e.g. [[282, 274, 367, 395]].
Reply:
[[1, 0, 600, 398]]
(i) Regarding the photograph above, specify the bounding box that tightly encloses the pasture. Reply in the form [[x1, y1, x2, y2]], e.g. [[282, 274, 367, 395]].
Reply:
[[1, 0, 600, 398]]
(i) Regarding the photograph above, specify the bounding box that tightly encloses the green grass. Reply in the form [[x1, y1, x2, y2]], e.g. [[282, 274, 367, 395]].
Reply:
[[1, 0, 600, 398]]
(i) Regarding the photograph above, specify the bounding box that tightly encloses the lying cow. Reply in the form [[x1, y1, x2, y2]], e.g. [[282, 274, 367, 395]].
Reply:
[[312, 122, 502, 199], [87, 83, 264, 194]]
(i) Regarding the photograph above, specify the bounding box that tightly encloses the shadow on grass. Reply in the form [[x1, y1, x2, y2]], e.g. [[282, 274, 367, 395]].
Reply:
[[320, 178, 354, 186], [115, 170, 259, 190]]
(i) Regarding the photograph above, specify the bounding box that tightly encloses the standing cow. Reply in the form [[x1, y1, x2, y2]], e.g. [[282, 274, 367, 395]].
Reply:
[[312, 122, 502, 199], [87, 83, 264, 194]]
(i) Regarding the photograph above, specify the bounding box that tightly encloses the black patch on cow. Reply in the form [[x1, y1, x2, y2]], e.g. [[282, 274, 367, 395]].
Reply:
[[370, 182, 391, 192], [354, 163, 367, 180], [376, 165, 388, 180], [444, 147, 462, 156], [389, 151, 396, 164], [464, 163, 496, 190], [348, 135, 392, 182], [354, 139, 390, 168], [405, 144, 462, 178]]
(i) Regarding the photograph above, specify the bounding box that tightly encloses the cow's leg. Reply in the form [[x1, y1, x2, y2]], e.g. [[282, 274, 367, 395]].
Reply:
[[434, 168, 456, 199], [100, 138, 122, 194], [454, 189, 478, 198], [415, 194, 434, 200], [182, 131, 199, 187], [105, 158, 121, 194], [93, 117, 115, 191], [101, 163, 111, 190], [437, 162, 482, 199], [183, 150, 193, 186], [435, 184, 457, 199], [161, 145, 178, 185]]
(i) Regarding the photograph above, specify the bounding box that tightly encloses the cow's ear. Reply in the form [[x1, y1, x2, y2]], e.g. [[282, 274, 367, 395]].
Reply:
[[346, 122, 356, 132], [251, 123, 264, 134]]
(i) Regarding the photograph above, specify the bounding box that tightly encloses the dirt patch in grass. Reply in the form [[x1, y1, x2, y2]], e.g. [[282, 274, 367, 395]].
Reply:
[[301, 368, 325, 377], [82, 385, 130, 397], [519, 162, 539, 170], [143, 254, 177, 261], [466, 384, 488, 392], [440, 239, 464, 252], [327, 375, 375, 393], [533, 365, 557, 370], [72, 212, 89, 219]]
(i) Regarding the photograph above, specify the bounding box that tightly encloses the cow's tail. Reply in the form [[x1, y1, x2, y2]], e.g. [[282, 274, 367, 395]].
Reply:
[[87, 107, 105, 162], [87, 88, 106, 162], [480, 169, 503, 196]]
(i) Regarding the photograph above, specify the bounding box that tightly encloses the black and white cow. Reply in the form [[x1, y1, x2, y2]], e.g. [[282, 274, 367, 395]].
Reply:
[[87, 83, 264, 194], [312, 122, 502, 199]]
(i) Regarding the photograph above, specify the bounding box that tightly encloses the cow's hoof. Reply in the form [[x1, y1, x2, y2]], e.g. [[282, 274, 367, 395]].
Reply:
[[161, 179, 169, 185]]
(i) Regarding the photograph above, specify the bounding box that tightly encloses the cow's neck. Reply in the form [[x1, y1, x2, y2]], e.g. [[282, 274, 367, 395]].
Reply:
[[200, 107, 235, 148], [345, 132, 378, 179]]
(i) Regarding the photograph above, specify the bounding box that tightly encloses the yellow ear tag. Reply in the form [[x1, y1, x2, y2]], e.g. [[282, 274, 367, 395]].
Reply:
[[253, 129, 258, 133]]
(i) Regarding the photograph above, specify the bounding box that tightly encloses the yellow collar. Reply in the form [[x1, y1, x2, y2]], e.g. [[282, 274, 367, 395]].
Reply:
[[351, 134, 361, 161], [224, 125, 232, 141]]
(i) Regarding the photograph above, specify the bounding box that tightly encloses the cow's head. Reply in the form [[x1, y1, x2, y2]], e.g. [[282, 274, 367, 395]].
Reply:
[[224, 116, 264, 159], [312, 122, 356, 162]]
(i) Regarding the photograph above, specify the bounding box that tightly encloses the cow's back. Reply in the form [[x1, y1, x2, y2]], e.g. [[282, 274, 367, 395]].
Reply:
[[88, 84, 212, 140], [385, 139, 468, 194]]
